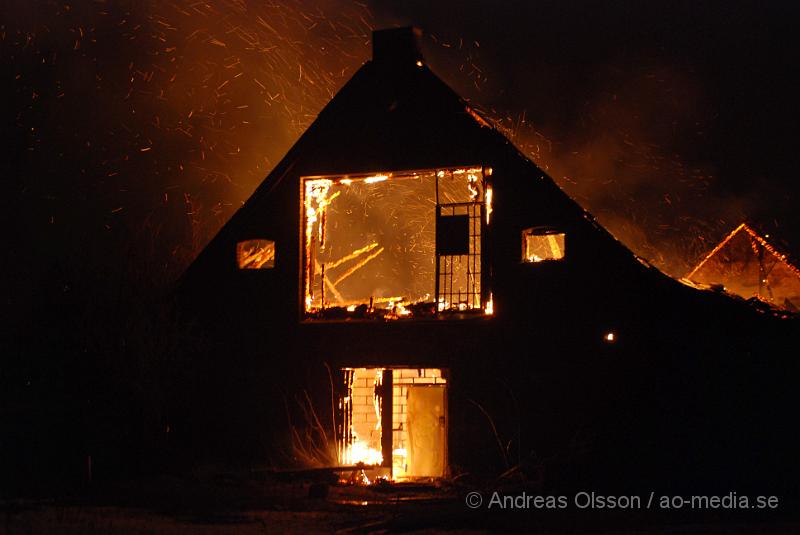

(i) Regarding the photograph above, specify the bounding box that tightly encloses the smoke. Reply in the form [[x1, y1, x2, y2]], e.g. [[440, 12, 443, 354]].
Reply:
[[2, 0, 373, 293], [3, 0, 798, 294], [365, 1, 798, 277], [502, 62, 751, 277]]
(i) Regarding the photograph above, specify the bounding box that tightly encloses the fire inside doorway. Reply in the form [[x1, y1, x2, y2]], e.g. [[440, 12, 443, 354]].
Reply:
[[338, 368, 448, 481]]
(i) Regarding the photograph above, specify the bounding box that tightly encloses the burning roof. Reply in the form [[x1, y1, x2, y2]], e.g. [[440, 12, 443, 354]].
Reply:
[[686, 223, 800, 311]]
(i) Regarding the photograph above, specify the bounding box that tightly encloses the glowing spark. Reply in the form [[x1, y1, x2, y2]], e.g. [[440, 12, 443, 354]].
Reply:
[[364, 174, 388, 184]]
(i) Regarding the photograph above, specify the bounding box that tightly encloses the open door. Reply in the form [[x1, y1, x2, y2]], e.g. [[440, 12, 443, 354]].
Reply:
[[406, 385, 447, 478], [337, 367, 448, 480]]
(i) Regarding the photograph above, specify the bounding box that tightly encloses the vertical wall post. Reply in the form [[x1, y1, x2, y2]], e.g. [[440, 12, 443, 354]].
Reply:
[[380, 370, 393, 471]]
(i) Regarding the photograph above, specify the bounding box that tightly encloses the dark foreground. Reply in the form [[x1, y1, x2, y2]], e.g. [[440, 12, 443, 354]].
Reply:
[[3, 473, 799, 534]]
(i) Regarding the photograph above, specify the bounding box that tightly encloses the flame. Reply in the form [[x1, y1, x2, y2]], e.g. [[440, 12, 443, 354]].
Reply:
[[345, 369, 384, 468], [303, 167, 494, 318], [341, 367, 449, 482], [349, 435, 383, 466], [485, 293, 494, 315], [485, 185, 493, 224], [303, 179, 335, 311], [467, 172, 480, 201]]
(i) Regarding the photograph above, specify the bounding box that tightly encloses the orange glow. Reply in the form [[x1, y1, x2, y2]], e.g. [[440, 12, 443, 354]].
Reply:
[[303, 179, 334, 311], [302, 167, 493, 319], [342, 369, 384, 468], [348, 433, 384, 466], [688, 223, 800, 280], [465, 105, 493, 129], [340, 367, 447, 482], [236, 239, 275, 269], [523, 230, 565, 262], [686, 222, 800, 309], [485, 186, 493, 224], [485, 293, 494, 315]]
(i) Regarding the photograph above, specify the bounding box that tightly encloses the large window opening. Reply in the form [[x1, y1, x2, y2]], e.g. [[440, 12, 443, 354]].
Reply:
[[302, 167, 491, 320]]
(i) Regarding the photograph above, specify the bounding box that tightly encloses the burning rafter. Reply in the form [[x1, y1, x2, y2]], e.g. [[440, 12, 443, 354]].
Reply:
[[331, 247, 385, 288], [326, 242, 380, 269], [687, 222, 800, 310], [688, 223, 800, 280]]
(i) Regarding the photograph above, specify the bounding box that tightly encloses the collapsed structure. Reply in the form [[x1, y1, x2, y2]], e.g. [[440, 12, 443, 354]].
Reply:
[[177, 28, 798, 489]]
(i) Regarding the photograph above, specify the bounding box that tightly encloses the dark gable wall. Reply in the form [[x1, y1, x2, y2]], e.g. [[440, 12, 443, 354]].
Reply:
[[175, 55, 800, 491]]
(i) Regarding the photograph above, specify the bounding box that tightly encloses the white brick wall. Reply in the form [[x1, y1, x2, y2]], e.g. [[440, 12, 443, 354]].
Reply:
[[344, 367, 446, 472], [349, 368, 382, 452], [391, 368, 446, 471]]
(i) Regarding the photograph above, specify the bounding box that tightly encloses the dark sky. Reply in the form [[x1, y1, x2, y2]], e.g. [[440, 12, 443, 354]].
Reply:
[[3, 0, 800, 303], [372, 0, 800, 272]]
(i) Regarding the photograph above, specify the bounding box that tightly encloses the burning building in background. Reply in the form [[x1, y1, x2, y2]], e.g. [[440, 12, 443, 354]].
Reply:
[[686, 223, 800, 311], [177, 28, 799, 490]]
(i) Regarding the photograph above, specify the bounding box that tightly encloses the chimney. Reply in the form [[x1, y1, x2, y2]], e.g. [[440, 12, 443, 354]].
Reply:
[[372, 27, 423, 66]]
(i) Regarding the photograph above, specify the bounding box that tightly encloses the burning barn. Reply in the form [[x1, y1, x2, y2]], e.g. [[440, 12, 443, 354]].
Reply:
[[686, 223, 800, 311], [177, 28, 799, 490]]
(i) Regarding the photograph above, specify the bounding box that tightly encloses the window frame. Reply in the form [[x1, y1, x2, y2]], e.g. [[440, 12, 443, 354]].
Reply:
[[521, 227, 567, 264], [236, 239, 276, 270]]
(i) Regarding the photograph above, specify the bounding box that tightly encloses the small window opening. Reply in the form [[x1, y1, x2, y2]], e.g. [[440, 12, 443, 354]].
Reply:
[[237, 239, 275, 269], [522, 228, 565, 263]]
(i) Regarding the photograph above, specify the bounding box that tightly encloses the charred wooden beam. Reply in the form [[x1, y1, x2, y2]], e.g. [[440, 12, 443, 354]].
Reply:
[[380, 370, 393, 470]]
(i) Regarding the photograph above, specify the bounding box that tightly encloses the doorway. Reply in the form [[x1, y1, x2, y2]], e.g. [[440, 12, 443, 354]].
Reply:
[[405, 384, 447, 477], [338, 367, 448, 480]]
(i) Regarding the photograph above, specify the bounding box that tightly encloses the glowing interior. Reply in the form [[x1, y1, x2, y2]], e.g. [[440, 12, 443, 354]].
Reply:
[[302, 167, 489, 319], [339, 367, 447, 481], [236, 239, 275, 269], [523, 230, 566, 263]]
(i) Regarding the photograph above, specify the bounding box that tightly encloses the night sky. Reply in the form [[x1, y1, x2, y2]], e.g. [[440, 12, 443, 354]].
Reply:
[[3, 0, 800, 313]]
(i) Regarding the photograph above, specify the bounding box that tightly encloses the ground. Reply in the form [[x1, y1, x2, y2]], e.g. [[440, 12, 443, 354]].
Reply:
[[2, 475, 798, 534]]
